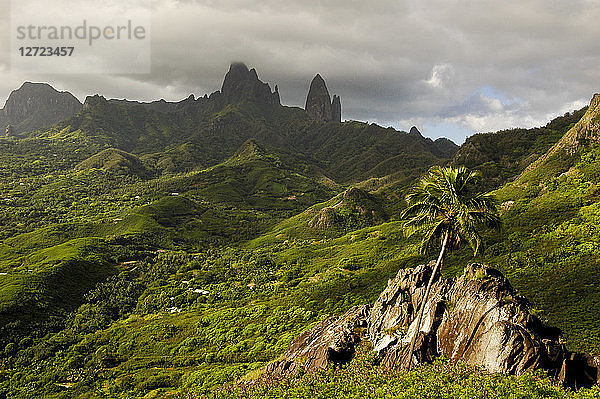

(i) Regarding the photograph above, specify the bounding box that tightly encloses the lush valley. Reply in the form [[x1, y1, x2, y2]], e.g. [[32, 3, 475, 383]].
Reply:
[[0, 66, 599, 398]]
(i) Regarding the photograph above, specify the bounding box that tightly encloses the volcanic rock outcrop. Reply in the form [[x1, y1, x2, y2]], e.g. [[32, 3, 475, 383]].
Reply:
[[218, 63, 280, 106], [550, 93, 600, 154], [266, 306, 369, 376], [305, 74, 342, 122], [265, 263, 599, 389]]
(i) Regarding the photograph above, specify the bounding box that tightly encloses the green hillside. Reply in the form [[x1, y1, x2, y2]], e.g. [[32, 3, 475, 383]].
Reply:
[[75, 148, 154, 178], [0, 139, 339, 355], [21, 90, 449, 183], [1, 76, 600, 398], [451, 107, 587, 189]]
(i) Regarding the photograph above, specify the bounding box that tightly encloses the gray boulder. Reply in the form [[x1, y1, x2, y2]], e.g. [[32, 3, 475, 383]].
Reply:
[[264, 263, 599, 389]]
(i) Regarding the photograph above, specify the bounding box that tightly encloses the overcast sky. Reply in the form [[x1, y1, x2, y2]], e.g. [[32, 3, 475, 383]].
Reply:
[[1, 0, 600, 143]]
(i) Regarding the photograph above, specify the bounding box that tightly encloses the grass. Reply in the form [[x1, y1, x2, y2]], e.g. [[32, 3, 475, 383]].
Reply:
[[202, 347, 600, 398]]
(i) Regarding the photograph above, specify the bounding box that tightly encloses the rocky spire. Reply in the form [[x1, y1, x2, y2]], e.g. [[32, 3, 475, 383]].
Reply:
[[332, 95, 342, 123], [219, 62, 280, 105], [83, 94, 108, 110], [273, 85, 281, 105], [305, 74, 335, 122]]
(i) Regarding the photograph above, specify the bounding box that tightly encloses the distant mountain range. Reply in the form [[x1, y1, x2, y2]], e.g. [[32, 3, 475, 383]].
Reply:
[[1, 63, 459, 185]]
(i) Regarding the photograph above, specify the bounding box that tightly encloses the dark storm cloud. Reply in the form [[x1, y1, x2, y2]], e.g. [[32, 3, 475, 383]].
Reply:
[[1, 0, 599, 142]]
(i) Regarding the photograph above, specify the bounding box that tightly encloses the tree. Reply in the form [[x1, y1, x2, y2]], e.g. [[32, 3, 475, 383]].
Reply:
[[401, 165, 501, 368]]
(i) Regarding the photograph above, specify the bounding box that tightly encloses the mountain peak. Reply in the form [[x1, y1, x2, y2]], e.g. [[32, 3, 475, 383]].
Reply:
[[83, 94, 108, 109], [332, 95, 342, 123], [221, 63, 250, 91], [75, 148, 151, 178], [556, 93, 600, 152], [313, 73, 325, 84], [225, 138, 276, 167], [3, 82, 76, 109], [409, 126, 422, 137], [305, 74, 341, 122], [18, 81, 54, 91], [219, 63, 280, 106], [230, 62, 249, 71], [0, 82, 82, 134], [433, 137, 459, 156]]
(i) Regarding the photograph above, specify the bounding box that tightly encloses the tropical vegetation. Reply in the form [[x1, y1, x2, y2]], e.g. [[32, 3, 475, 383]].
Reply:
[[0, 82, 598, 398]]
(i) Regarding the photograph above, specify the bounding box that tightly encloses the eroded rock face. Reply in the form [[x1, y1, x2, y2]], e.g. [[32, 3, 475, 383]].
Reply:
[[524, 93, 600, 174], [557, 93, 600, 154], [369, 264, 566, 374], [305, 74, 332, 122], [83, 94, 109, 109], [437, 266, 564, 374], [265, 263, 599, 389], [369, 262, 447, 368]]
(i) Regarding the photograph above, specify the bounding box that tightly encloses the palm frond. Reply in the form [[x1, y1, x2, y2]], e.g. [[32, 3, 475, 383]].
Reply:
[[402, 165, 501, 255]]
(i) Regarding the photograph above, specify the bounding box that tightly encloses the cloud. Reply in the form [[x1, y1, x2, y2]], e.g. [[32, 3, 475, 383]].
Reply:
[[426, 64, 454, 89], [0, 0, 599, 144]]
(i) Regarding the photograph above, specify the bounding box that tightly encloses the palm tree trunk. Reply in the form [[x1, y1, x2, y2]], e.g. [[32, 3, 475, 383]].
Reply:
[[406, 231, 449, 369]]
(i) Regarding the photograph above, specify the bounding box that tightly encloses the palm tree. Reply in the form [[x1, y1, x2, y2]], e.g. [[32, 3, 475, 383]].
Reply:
[[401, 165, 501, 368]]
